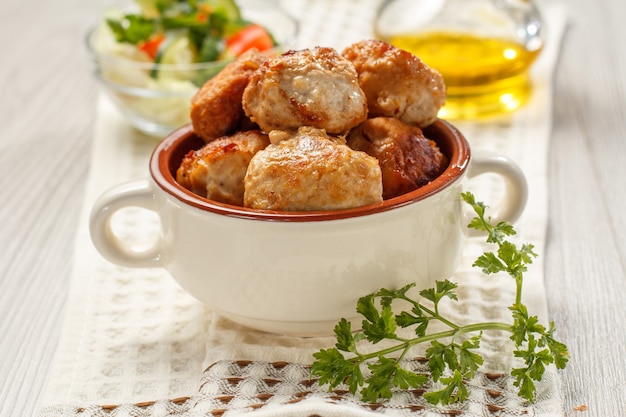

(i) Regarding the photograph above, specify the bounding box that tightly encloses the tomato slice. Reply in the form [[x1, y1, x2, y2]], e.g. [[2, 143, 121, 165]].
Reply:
[[139, 34, 166, 60], [226, 24, 274, 56]]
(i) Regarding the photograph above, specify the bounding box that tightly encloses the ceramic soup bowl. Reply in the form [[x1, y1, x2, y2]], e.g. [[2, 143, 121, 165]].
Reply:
[[89, 120, 527, 336]]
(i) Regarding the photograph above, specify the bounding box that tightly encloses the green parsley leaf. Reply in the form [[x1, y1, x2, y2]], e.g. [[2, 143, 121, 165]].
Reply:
[[375, 283, 415, 308], [511, 367, 536, 402], [362, 304, 397, 343], [311, 348, 363, 394], [334, 318, 355, 352], [362, 357, 397, 401], [473, 251, 506, 274], [419, 279, 458, 305], [458, 334, 484, 377], [423, 370, 468, 405], [541, 322, 570, 369], [356, 294, 380, 323], [394, 366, 429, 390], [426, 340, 458, 382], [107, 15, 155, 44], [395, 310, 429, 337]]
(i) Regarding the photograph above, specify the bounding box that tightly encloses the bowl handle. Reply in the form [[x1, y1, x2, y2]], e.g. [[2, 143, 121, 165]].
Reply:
[[89, 179, 163, 268], [466, 149, 528, 231]]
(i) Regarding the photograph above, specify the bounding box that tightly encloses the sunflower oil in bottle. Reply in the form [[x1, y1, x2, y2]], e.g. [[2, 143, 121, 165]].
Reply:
[[389, 32, 542, 119], [374, 0, 544, 120]]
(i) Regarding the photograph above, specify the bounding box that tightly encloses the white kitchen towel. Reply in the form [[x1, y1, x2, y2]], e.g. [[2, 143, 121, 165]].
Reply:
[[38, 1, 568, 416]]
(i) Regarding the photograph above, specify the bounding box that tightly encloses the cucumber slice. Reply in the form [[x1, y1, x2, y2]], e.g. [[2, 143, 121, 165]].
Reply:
[[153, 36, 200, 80], [158, 36, 198, 64], [204, 0, 241, 21]]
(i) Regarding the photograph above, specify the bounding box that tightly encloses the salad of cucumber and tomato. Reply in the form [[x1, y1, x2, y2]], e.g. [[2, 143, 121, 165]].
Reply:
[[104, 0, 276, 79]]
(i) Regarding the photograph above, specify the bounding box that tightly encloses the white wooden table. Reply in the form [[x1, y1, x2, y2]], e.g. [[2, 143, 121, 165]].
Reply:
[[0, 0, 624, 416]]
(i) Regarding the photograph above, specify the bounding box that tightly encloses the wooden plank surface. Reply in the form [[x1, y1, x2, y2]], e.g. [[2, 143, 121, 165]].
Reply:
[[0, 0, 624, 416]]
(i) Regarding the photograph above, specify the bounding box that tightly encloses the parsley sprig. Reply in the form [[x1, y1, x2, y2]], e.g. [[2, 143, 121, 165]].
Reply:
[[311, 192, 569, 405]]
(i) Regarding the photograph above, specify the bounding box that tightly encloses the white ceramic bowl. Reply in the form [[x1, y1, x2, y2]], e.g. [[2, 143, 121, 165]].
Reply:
[[89, 120, 527, 336]]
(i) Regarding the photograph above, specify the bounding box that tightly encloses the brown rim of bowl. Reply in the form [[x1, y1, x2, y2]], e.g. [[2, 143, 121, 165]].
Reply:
[[150, 119, 471, 222]]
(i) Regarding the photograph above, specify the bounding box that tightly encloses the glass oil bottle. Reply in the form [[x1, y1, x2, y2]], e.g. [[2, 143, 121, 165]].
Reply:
[[375, 0, 544, 119]]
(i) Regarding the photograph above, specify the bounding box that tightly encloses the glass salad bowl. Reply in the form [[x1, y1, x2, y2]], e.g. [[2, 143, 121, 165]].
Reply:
[[86, 0, 299, 137]]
